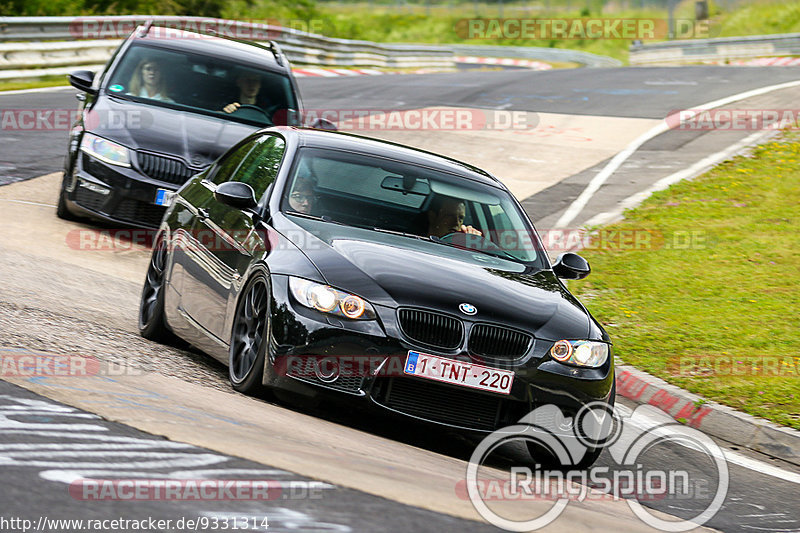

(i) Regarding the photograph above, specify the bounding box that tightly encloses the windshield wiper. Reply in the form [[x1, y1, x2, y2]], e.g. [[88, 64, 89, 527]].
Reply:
[[427, 235, 521, 263], [286, 211, 341, 224], [372, 227, 433, 242]]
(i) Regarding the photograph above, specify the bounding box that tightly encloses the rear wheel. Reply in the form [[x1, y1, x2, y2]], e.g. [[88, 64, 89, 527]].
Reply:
[[138, 237, 172, 342], [229, 275, 269, 394]]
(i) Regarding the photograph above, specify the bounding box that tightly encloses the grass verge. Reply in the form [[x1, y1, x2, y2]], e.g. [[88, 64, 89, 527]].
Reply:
[[0, 76, 70, 92], [569, 130, 800, 429]]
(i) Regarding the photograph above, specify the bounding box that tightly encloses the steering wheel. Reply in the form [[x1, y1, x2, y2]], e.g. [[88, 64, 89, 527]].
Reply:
[[231, 104, 272, 122]]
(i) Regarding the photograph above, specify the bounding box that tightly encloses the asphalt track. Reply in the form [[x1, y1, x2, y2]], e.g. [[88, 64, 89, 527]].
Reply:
[[2, 66, 800, 532]]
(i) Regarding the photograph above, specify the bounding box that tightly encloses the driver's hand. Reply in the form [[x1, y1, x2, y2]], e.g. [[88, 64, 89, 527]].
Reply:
[[223, 102, 240, 114], [461, 225, 482, 236]]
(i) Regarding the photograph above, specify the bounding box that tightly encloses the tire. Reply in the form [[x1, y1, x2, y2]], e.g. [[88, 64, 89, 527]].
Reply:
[[228, 274, 270, 394], [55, 173, 79, 221], [138, 236, 173, 342]]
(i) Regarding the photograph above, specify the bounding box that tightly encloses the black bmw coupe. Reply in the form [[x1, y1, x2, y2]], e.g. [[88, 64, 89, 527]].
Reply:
[[139, 126, 614, 464]]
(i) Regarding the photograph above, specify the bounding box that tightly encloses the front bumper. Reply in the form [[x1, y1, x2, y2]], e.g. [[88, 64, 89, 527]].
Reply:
[[64, 151, 191, 228], [264, 275, 615, 434]]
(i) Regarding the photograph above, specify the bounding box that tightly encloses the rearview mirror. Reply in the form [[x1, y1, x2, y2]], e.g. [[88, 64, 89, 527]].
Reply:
[[552, 252, 590, 280], [69, 70, 96, 95], [214, 181, 257, 211], [381, 175, 430, 195]]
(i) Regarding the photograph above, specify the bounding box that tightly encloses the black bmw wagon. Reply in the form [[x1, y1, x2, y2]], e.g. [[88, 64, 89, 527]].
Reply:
[[139, 127, 614, 466], [58, 24, 304, 228]]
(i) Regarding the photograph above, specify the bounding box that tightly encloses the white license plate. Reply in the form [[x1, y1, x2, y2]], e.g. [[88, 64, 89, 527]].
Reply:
[[403, 351, 514, 395], [154, 188, 176, 206]]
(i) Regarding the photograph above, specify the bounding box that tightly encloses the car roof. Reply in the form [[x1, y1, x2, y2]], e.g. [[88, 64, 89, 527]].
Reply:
[[131, 28, 287, 74], [285, 128, 503, 188]]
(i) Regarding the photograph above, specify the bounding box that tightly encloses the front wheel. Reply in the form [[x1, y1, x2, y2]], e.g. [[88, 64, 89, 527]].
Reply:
[[229, 274, 270, 394], [138, 237, 172, 342], [56, 173, 79, 221]]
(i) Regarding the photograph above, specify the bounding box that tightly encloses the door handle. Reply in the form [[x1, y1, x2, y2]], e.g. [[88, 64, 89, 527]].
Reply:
[[197, 208, 210, 220]]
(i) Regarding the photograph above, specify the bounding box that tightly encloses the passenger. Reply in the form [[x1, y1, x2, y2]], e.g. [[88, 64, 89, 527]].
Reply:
[[426, 196, 482, 238], [223, 71, 264, 114], [287, 176, 317, 215], [128, 59, 173, 101]]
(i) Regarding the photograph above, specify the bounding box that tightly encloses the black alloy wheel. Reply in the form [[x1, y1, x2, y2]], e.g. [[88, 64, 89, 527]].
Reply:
[[229, 274, 269, 394], [138, 236, 171, 341]]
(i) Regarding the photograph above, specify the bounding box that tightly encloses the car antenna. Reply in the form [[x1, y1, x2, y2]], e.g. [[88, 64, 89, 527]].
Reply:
[[268, 41, 283, 66], [137, 19, 154, 37]]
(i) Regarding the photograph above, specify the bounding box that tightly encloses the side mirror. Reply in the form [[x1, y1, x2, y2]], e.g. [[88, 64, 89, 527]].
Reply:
[[552, 252, 590, 280], [69, 70, 97, 95], [310, 118, 337, 131], [214, 181, 257, 211]]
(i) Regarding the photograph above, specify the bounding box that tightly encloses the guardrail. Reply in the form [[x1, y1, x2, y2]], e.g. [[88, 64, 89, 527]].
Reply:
[[0, 16, 624, 82], [451, 45, 622, 68], [630, 33, 800, 66], [0, 16, 456, 81]]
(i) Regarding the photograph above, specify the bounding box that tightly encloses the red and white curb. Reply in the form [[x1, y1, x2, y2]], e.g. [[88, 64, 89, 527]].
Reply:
[[708, 56, 800, 67], [292, 67, 389, 78], [454, 56, 552, 70]]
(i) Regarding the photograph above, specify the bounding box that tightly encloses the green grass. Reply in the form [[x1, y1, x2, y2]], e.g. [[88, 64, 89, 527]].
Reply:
[[0, 76, 69, 92], [569, 130, 800, 429], [219, 0, 800, 65]]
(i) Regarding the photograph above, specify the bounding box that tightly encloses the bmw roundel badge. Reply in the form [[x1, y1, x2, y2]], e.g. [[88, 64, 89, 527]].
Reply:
[[459, 303, 477, 315]]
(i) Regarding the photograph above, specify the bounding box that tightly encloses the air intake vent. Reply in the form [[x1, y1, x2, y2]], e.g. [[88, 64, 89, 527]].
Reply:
[[375, 377, 502, 431], [137, 152, 195, 185], [398, 308, 463, 350], [469, 324, 532, 359]]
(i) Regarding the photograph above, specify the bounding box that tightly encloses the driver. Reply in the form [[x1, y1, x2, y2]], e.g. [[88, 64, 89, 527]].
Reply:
[[222, 71, 264, 114], [287, 176, 317, 214], [426, 196, 482, 238]]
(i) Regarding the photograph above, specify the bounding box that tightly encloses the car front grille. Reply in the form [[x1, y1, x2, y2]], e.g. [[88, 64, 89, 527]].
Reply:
[[116, 199, 166, 228], [397, 308, 463, 350], [374, 377, 502, 431], [469, 324, 532, 359], [74, 187, 107, 211], [137, 152, 195, 185]]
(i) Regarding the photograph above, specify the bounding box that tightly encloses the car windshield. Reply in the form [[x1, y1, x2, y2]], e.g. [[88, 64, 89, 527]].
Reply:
[[105, 43, 298, 126], [282, 148, 545, 265]]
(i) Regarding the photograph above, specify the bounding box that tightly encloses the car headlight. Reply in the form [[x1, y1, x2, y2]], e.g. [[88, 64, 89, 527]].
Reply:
[[80, 133, 130, 167], [289, 277, 376, 320], [549, 340, 609, 368]]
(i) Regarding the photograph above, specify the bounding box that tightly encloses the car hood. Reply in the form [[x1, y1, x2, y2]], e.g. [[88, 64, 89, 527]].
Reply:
[[282, 217, 595, 340], [86, 95, 259, 168]]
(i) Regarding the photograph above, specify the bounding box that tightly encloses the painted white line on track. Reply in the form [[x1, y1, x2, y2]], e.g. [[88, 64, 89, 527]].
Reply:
[[583, 129, 771, 227], [555, 79, 800, 228], [0, 198, 57, 208]]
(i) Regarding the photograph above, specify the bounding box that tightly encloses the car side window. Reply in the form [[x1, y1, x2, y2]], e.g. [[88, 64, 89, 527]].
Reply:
[[210, 138, 258, 186], [229, 135, 286, 199]]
